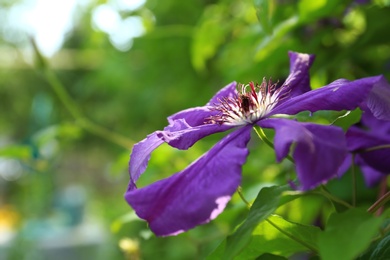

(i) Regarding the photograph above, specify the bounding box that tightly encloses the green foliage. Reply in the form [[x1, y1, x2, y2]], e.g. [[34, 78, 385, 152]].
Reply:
[[254, 0, 276, 35], [223, 185, 291, 258], [318, 208, 385, 260], [298, 0, 342, 23], [0, 145, 31, 160], [1, 0, 390, 259], [191, 4, 231, 72], [368, 233, 390, 259], [210, 214, 321, 259]]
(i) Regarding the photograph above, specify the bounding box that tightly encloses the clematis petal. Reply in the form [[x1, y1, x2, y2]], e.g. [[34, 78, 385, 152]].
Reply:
[[128, 132, 165, 191], [258, 118, 347, 190], [271, 76, 384, 116], [346, 125, 390, 152], [283, 51, 315, 98], [346, 125, 390, 174], [337, 154, 353, 177], [125, 126, 252, 236], [166, 82, 238, 126], [359, 110, 390, 135], [167, 106, 217, 127], [207, 81, 237, 105], [359, 161, 386, 187], [157, 120, 234, 150], [363, 76, 390, 120], [337, 151, 387, 187]]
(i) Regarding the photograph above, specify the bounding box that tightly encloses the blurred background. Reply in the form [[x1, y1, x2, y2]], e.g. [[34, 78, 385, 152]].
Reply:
[[0, 0, 389, 259]]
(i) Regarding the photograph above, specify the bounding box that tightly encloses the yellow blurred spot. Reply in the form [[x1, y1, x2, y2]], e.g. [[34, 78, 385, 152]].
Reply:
[[0, 205, 20, 229], [119, 237, 140, 260]]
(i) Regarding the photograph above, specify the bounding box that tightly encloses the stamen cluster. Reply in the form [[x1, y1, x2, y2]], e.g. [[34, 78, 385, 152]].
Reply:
[[207, 78, 288, 125]]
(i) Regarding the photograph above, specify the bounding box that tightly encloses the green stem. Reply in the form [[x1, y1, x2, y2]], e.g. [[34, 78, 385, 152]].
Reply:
[[253, 126, 274, 149], [361, 144, 390, 153], [79, 119, 134, 149], [317, 186, 353, 209], [367, 190, 390, 214], [43, 68, 84, 120], [266, 218, 317, 253], [253, 126, 294, 163], [32, 39, 134, 150], [351, 154, 357, 207], [237, 186, 251, 209]]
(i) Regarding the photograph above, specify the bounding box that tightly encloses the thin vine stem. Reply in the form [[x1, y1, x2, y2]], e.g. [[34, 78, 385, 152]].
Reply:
[[361, 144, 390, 153], [317, 186, 353, 209], [237, 186, 251, 209], [266, 218, 318, 253], [253, 125, 352, 208], [367, 190, 390, 214], [31, 39, 134, 150], [253, 125, 294, 163], [351, 153, 357, 207], [238, 186, 318, 253]]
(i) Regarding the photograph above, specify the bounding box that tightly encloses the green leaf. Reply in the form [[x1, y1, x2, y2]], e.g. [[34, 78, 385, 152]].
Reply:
[[0, 145, 31, 160], [111, 211, 140, 233], [298, 0, 341, 23], [326, 109, 362, 131], [32, 123, 82, 146], [254, 0, 275, 35], [370, 234, 390, 260], [191, 5, 230, 72], [263, 215, 320, 253], [318, 208, 385, 260], [254, 16, 299, 62], [257, 253, 287, 260], [223, 185, 291, 259], [208, 214, 321, 259], [109, 151, 130, 178]]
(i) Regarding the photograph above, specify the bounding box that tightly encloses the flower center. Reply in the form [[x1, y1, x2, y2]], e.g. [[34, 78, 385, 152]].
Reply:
[[207, 78, 288, 125]]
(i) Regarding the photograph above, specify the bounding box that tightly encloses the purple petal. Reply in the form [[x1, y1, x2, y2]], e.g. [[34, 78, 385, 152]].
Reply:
[[337, 153, 386, 187], [258, 118, 347, 190], [207, 81, 237, 105], [128, 132, 165, 191], [282, 51, 315, 98], [355, 148, 390, 174], [346, 111, 390, 174], [346, 124, 390, 175], [271, 76, 384, 116], [158, 120, 234, 150], [337, 154, 352, 177], [360, 110, 390, 135], [346, 125, 390, 152], [125, 126, 252, 236], [364, 76, 390, 120], [359, 161, 386, 187], [167, 106, 216, 127], [167, 82, 238, 126]]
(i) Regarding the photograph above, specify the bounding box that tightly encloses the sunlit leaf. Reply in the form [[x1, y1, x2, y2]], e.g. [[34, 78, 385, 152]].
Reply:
[[318, 208, 385, 260], [32, 123, 82, 146], [331, 109, 362, 131], [0, 145, 31, 160], [257, 253, 287, 260], [191, 5, 230, 72], [208, 214, 321, 259], [223, 185, 291, 258], [254, 0, 275, 35], [369, 234, 390, 260], [254, 16, 299, 62], [298, 0, 341, 23], [111, 211, 141, 233], [109, 151, 130, 177]]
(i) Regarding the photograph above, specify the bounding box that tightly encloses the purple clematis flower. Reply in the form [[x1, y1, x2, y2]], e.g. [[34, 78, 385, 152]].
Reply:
[[125, 51, 385, 236], [340, 79, 390, 186]]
